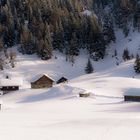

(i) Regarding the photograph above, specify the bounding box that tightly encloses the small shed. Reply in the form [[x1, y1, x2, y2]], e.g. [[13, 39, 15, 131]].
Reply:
[[31, 74, 54, 89], [0, 78, 23, 94], [124, 92, 140, 102], [79, 92, 91, 97], [57, 77, 68, 84]]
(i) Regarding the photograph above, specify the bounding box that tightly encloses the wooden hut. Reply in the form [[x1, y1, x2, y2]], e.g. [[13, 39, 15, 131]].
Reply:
[[0, 78, 22, 94], [31, 74, 54, 89], [57, 77, 68, 84], [124, 92, 140, 102], [79, 92, 90, 97]]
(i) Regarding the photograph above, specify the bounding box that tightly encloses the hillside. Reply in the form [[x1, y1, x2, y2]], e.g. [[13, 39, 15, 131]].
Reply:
[[1, 0, 140, 140], [0, 30, 140, 140], [1, 30, 140, 101]]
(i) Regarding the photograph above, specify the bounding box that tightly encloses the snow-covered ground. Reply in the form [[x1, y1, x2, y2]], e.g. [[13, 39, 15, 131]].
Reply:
[[0, 88, 140, 140], [0, 31, 140, 140]]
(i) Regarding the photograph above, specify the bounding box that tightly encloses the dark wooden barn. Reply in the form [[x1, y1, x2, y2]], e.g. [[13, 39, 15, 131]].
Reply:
[[124, 95, 140, 102], [31, 74, 54, 89], [57, 77, 68, 84], [124, 92, 140, 102]]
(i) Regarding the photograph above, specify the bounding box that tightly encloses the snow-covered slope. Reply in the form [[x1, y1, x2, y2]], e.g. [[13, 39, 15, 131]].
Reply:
[[0, 31, 140, 140], [70, 60, 140, 97], [2, 30, 140, 86]]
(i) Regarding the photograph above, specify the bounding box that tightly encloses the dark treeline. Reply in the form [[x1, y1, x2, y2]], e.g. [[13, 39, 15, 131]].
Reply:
[[0, 0, 140, 62]]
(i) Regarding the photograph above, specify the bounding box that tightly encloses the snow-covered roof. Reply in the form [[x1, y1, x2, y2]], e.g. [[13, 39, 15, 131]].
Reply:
[[124, 93, 140, 96], [31, 74, 55, 83], [0, 78, 23, 87], [58, 76, 68, 80], [124, 89, 140, 96]]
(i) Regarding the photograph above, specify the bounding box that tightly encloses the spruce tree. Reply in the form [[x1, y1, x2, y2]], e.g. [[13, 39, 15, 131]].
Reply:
[[42, 24, 53, 60], [52, 21, 64, 52], [69, 32, 79, 56], [114, 49, 117, 57], [134, 54, 140, 73], [85, 58, 94, 74], [20, 24, 36, 55], [0, 58, 4, 70], [103, 14, 116, 45], [122, 48, 130, 61]]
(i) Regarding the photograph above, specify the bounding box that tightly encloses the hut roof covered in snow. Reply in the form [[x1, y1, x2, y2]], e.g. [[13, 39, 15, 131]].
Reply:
[[31, 74, 55, 83], [0, 78, 23, 87]]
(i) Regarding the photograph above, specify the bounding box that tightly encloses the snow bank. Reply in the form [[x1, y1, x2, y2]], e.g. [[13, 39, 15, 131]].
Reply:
[[18, 85, 85, 103]]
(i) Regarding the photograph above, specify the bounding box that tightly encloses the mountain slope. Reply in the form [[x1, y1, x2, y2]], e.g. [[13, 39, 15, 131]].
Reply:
[[0, 31, 140, 140]]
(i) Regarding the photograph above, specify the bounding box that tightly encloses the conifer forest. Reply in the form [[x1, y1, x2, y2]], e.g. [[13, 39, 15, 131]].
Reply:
[[0, 0, 140, 61]]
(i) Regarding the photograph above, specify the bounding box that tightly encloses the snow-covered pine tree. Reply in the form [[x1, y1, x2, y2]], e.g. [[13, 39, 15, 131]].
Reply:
[[134, 54, 140, 73], [41, 23, 53, 60], [20, 24, 36, 54], [122, 48, 130, 61], [52, 20, 64, 52], [114, 49, 117, 57], [85, 58, 94, 74], [0, 58, 4, 70]]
